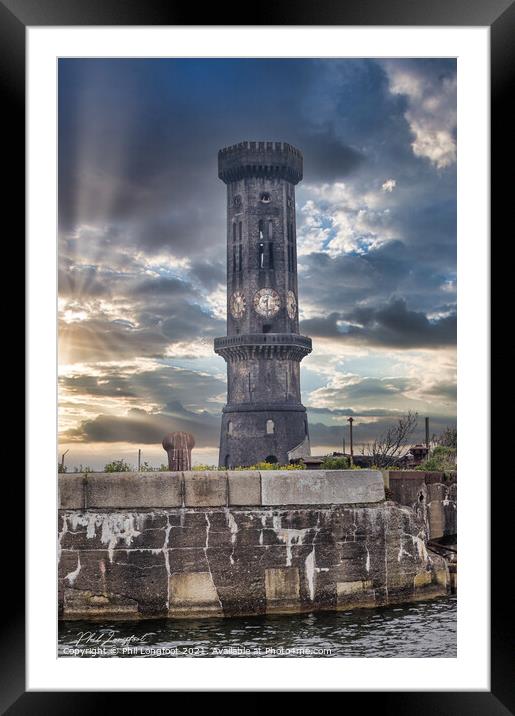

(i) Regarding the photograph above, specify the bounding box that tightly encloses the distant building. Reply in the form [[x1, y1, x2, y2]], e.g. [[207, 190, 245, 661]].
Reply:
[[406, 444, 429, 466], [299, 447, 429, 470]]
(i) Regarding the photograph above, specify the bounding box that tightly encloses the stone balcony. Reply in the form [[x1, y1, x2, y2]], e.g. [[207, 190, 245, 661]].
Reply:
[[214, 333, 312, 362]]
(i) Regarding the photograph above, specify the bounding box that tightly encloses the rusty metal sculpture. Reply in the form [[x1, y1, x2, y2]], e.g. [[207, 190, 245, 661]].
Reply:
[[162, 431, 195, 471]]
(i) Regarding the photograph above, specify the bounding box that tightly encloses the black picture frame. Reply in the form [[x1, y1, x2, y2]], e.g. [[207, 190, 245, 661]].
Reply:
[[6, 0, 506, 708]]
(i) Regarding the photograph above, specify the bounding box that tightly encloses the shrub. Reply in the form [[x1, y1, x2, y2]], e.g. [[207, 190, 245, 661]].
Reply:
[[73, 464, 92, 474], [435, 427, 457, 449], [104, 459, 132, 473], [234, 462, 305, 471], [416, 445, 456, 472], [320, 455, 350, 469]]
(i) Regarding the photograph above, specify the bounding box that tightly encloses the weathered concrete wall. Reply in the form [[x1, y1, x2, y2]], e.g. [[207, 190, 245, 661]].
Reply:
[[58, 471, 450, 620], [59, 469, 386, 510], [387, 471, 457, 541]]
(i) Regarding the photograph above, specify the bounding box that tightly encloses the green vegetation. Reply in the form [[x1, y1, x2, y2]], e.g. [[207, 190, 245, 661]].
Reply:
[[320, 455, 350, 469], [434, 426, 457, 449], [416, 445, 456, 472], [73, 464, 92, 474], [319, 455, 367, 470], [104, 459, 133, 473], [234, 461, 305, 471], [190, 462, 306, 471]]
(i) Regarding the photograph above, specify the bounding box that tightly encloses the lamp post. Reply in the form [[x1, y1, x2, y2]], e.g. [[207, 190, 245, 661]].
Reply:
[[347, 417, 354, 467], [60, 449, 69, 473]]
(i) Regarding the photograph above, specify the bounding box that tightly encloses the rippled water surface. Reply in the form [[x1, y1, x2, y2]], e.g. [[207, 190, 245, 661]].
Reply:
[[59, 596, 456, 658]]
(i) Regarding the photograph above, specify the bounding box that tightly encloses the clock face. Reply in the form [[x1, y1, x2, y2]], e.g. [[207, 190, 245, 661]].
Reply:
[[230, 291, 246, 319], [287, 290, 297, 319], [253, 288, 281, 318]]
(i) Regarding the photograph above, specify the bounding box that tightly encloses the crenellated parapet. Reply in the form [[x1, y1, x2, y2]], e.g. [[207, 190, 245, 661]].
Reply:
[[218, 141, 303, 184]]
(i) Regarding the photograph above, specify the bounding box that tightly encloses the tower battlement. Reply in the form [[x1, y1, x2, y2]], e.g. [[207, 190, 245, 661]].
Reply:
[[218, 141, 303, 184]]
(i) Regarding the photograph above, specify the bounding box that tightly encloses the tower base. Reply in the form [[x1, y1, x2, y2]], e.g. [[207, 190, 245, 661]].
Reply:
[[218, 404, 311, 468]]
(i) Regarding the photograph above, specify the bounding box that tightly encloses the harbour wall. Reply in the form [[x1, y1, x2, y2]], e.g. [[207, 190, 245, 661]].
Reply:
[[385, 470, 457, 541], [58, 470, 451, 620]]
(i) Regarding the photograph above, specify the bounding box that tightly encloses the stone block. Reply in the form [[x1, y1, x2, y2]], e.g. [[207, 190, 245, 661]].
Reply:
[[425, 471, 445, 484], [413, 571, 432, 588], [435, 569, 449, 588], [63, 588, 139, 619], [428, 500, 445, 540], [337, 579, 373, 596], [388, 471, 426, 506], [58, 474, 86, 509], [85, 472, 182, 508], [227, 471, 261, 506], [265, 567, 300, 611], [184, 472, 227, 507], [260, 470, 385, 505], [169, 572, 223, 617], [336, 579, 376, 609]]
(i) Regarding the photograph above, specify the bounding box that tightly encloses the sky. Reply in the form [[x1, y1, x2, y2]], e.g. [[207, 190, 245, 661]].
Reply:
[[58, 58, 457, 470]]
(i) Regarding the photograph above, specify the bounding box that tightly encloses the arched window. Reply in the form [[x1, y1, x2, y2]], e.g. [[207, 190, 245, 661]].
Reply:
[[259, 219, 264, 240], [258, 243, 264, 269], [227, 420, 233, 436], [238, 245, 242, 271], [268, 220, 273, 240], [233, 223, 236, 243], [268, 242, 274, 269], [266, 419, 274, 434], [239, 222, 242, 241]]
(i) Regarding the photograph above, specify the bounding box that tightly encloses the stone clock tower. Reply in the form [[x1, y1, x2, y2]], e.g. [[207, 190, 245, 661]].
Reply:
[[214, 141, 312, 468]]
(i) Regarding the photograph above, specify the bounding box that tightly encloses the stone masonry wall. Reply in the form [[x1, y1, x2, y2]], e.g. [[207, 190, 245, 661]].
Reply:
[[386, 471, 457, 541], [58, 470, 450, 620]]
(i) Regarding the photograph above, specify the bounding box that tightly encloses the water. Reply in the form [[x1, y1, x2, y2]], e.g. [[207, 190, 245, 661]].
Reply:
[[58, 596, 456, 658]]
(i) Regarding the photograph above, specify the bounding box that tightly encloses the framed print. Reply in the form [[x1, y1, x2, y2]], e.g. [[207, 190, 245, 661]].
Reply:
[[7, 0, 508, 707]]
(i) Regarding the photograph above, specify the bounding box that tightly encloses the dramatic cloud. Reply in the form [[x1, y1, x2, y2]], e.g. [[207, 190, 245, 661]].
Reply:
[[60, 361, 225, 412], [301, 298, 456, 349], [382, 59, 457, 169], [58, 58, 456, 468], [63, 403, 221, 446]]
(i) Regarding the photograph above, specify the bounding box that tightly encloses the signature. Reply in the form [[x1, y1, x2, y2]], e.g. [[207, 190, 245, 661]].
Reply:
[[74, 630, 154, 648]]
